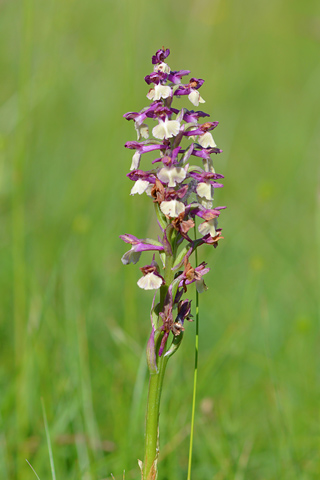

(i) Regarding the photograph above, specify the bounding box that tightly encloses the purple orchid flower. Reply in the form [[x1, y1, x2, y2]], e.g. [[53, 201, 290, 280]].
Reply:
[[184, 121, 219, 137], [188, 170, 224, 182], [178, 260, 210, 293], [168, 69, 190, 84], [125, 141, 168, 170], [126, 169, 157, 195], [152, 146, 182, 165], [199, 230, 224, 248], [174, 78, 206, 107], [120, 234, 164, 265], [192, 145, 223, 159], [125, 141, 166, 153], [127, 169, 156, 183], [191, 206, 226, 221], [152, 48, 170, 65], [174, 78, 205, 96], [123, 101, 163, 126], [145, 71, 168, 85], [170, 108, 210, 123], [176, 299, 192, 324], [183, 109, 210, 123], [189, 77, 205, 89], [150, 105, 175, 120], [137, 259, 165, 290]]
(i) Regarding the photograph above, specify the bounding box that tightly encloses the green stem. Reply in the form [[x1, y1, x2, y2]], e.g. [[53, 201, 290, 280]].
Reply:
[[143, 354, 168, 479], [143, 252, 174, 479], [187, 224, 199, 480]]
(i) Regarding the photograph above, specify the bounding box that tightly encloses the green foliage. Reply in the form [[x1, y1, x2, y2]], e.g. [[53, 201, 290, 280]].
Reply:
[[0, 0, 319, 478]]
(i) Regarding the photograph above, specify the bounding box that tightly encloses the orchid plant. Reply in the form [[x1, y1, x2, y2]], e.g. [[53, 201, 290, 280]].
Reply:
[[121, 47, 225, 480]]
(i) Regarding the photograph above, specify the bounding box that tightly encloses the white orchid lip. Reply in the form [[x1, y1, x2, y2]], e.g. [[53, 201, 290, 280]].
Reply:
[[160, 200, 185, 218], [147, 84, 172, 101], [152, 117, 181, 140], [130, 151, 141, 171], [198, 131, 216, 148], [135, 122, 149, 140], [154, 62, 171, 74], [188, 89, 205, 107], [137, 272, 163, 290], [198, 218, 217, 237], [196, 181, 213, 200], [130, 179, 150, 195], [157, 166, 187, 187]]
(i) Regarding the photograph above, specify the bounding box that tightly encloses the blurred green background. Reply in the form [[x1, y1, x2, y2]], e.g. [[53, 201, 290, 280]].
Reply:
[[1, 0, 319, 479]]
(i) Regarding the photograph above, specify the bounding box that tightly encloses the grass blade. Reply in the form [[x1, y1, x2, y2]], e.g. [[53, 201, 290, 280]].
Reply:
[[25, 459, 41, 480], [41, 397, 56, 480]]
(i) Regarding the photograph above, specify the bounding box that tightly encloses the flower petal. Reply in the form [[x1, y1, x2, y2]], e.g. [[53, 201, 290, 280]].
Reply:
[[160, 200, 185, 218], [198, 132, 216, 148], [146, 88, 155, 100], [130, 151, 141, 171], [196, 278, 208, 293], [157, 166, 187, 187], [198, 218, 217, 237], [155, 84, 172, 100], [152, 119, 181, 140], [188, 90, 205, 107], [154, 62, 171, 74], [130, 180, 150, 195], [137, 272, 163, 290], [196, 181, 213, 200], [135, 122, 149, 140], [121, 249, 141, 265]]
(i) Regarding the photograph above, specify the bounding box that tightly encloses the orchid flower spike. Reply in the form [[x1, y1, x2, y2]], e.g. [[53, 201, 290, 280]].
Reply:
[[121, 45, 225, 341], [120, 47, 226, 480]]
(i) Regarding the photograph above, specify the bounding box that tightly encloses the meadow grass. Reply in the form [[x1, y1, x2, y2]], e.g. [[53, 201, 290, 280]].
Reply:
[[0, 0, 319, 478]]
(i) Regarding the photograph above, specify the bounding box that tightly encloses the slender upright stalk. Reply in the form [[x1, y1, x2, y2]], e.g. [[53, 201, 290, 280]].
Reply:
[[143, 354, 168, 479], [187, 226, 200, 480], [143, 253, 174, 479]]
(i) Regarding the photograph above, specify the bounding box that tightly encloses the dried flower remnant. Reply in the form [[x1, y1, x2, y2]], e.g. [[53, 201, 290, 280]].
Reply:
[[120, 48, 226, 480]]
